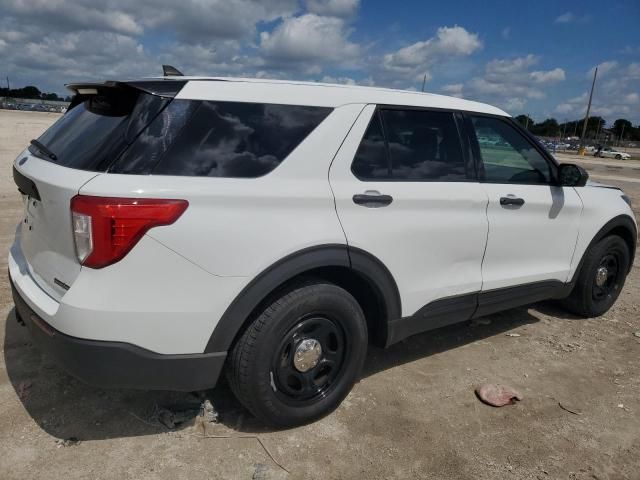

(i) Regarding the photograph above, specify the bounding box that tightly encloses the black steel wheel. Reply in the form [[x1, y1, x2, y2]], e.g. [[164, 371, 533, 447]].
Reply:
[[272, 315, 347, 405], [592, 253, 620, 302], [561, 235, 630, 317], [227, 281, 367, 427]]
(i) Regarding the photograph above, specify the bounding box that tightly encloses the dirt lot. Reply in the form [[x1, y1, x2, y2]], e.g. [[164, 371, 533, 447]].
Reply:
[[0, 110, 639, 480]]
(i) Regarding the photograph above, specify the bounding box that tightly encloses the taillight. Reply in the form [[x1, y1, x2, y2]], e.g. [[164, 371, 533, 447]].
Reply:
[[70, 196, 188, 269]]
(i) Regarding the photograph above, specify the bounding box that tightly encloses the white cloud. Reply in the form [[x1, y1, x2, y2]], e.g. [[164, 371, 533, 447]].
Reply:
[[554, 12, 590, 24], [384, 25, 481, 69], [554, 62, 640, 122], [588, 61, 618, 78], [555, 12, 575, 23], [305, 0, 359, 17], [455, 55, 566, 113], [259, 14, 360, 65], [530, 68, 565, 83], [441, 83, 464, 98], [379, 26, 481, 85]]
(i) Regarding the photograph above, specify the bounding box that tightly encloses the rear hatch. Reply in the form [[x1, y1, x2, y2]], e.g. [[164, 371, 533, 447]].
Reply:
[[13, 80, 183, 300]]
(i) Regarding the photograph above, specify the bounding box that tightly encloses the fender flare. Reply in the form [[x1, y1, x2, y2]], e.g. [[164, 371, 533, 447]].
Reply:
[[204, 244, 401, 353], [570, 214, 637, 284]]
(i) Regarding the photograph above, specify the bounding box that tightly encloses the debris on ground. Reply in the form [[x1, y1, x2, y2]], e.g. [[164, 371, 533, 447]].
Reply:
[[16, 380, 32, 400], [558, 402, 583, 415], [506, 333, 521, 337], [475, 383, 523, 407], [55, 437, 80, 448], [200, 399, 219, 424], [153, 403, 201, 429], [252, 462, 269, 480], [633, 331, 640, 338], [193, 399, 221, 435]]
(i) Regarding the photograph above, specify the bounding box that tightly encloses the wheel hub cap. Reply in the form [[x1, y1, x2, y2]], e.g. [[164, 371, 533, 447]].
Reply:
[[293, 338, 322, 372], [595, 266, 609, 287]]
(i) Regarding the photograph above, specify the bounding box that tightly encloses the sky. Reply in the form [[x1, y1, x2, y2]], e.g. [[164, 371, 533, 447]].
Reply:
[[0, 0, 638, 124]]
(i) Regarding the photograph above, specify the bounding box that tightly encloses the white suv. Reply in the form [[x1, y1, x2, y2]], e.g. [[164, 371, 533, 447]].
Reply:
[[9, 76, 637, 427]]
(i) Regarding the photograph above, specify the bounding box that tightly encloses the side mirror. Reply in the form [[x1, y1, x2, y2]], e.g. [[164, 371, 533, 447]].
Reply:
[[558, 163, 588, 187]]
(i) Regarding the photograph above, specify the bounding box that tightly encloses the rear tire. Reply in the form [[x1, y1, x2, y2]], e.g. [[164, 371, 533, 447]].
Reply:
[[561, 235, 630, 317], [227, 281, 368, 427], [616, 154, 622, 160]]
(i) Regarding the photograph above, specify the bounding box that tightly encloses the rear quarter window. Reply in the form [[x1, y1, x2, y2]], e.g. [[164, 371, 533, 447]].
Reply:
[[114, 101, 332, 178]]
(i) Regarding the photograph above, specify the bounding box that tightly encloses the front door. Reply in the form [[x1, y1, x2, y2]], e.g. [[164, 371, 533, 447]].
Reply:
[[466, 115, 583, 292]]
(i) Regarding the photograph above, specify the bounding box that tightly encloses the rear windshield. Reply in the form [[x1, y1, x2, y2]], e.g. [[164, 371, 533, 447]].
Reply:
[[33, 93, 332, 177], [31, 89, 168, 171]]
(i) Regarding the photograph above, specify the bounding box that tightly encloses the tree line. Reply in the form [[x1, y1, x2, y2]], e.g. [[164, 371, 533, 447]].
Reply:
[[515, 114, 640, 142], [0, 85, 71, 102]]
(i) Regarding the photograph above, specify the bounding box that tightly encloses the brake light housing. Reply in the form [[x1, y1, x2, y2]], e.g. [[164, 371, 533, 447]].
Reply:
[[70, 195, 188, 268]]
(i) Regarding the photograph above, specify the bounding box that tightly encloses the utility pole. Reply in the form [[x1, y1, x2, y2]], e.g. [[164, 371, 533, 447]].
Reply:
[[421, 74, 427, 92], [619, 123, 625, 146], [573, 121, 578, 137], [525, 115, 530, 130], [595, 118, 602, 142], [5, 76, 9, 90], [579, 66, 597, 155]]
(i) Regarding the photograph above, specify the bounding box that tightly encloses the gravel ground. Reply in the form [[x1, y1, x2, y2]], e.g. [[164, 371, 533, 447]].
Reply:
[[0, 110, 639, 480]]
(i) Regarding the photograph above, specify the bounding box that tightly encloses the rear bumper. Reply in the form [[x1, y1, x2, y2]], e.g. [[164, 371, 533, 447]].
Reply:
[[10, 277, 226, 391]]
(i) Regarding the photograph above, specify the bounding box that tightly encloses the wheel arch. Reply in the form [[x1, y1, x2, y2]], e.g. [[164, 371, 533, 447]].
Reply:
[[571, 214, 637, 284], [204, 245, 402, 353]]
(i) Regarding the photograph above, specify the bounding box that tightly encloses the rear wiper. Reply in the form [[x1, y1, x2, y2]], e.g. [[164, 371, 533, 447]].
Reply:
[[30, 139, 57, 161]]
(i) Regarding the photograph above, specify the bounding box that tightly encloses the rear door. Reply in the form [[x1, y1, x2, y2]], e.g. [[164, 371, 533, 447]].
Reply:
[[329, 104, 489, 320], [13, 84, 172, 299], [466, 115, 582, 293]]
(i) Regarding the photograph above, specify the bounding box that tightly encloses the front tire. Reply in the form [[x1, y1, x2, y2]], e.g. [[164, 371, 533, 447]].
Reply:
[[227, 281, 368, 427], [615, 154, 622, 160], [561, 235, 630, 317]]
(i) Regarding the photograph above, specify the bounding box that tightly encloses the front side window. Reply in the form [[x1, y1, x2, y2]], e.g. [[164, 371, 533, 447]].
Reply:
[[351, 108, 467, 181], [470, 116, 553, 184]]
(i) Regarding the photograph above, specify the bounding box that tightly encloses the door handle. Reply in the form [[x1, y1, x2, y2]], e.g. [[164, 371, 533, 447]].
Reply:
[[353, 190, 393, 208], [500, 196, 525, 206]]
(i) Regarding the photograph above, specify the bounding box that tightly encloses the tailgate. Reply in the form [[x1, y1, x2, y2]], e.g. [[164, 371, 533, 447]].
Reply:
[[14, 155, 99, 299]]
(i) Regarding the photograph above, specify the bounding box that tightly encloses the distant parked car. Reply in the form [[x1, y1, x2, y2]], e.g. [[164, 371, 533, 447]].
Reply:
[[596, 147, 631, 160]]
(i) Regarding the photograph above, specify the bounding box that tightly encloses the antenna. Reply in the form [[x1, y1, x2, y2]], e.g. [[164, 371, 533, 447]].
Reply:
[[162, 65, 184, 77]]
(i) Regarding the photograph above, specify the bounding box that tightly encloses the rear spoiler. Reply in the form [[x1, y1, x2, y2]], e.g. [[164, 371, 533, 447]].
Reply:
[[65, 80, 187, 99]]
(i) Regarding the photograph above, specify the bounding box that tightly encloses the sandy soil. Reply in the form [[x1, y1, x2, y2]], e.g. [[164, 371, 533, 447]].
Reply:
[[0, 110, 639, 480]]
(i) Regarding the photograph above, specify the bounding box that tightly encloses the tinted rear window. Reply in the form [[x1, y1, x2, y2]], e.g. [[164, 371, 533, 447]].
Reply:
[[352, 108, 467, 181], [31, 90, 168, 171], [112, 101, 332, 177]]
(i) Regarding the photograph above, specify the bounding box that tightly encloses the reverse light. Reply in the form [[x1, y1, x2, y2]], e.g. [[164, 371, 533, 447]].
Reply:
[[70, 196, 188, 269]]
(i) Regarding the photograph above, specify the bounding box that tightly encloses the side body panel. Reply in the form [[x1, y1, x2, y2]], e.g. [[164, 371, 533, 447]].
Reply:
[[479, 184, 583, 290], [329, 105, 490, 317], [569, 186, 637, 280]]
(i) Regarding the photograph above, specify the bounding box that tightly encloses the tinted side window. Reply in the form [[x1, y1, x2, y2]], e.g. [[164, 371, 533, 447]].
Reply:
[[152, 101, 331, 177], [32, 90, 167, 172], [470, 116, 553, 184], [382, 109, 466, 181], [351, 113, 390, 180]]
